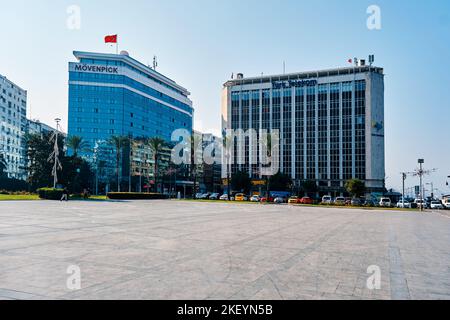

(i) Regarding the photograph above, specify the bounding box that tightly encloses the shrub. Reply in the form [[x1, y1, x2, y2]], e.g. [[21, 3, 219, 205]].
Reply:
[[0, 177, 30, 192], [107, 192, 169, 200], [37, 188, 64, 200]]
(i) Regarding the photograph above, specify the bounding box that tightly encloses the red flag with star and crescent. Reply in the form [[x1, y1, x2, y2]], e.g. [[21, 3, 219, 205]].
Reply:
[[104, 35, 118, 44]]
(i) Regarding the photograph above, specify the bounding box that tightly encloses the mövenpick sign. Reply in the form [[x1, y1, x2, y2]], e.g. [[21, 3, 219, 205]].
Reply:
[[74, 64, 119, 74]]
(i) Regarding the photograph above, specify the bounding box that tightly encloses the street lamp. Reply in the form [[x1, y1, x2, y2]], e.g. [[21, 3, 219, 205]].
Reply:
[[418, 159, 425, 211]]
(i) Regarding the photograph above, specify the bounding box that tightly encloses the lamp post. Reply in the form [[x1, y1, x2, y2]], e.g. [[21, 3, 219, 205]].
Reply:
[[418, 159, 425, 211]]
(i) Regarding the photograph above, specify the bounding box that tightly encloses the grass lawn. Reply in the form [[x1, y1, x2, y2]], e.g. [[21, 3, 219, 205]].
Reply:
[[0, 194, 109, 201], [0, 194, 40, 201]]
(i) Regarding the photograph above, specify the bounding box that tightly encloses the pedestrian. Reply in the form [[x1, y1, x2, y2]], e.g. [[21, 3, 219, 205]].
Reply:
[[60, 188, 69, 202]]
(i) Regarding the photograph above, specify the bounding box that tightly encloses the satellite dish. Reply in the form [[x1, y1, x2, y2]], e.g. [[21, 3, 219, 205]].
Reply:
[[120, 50, 129, 56]]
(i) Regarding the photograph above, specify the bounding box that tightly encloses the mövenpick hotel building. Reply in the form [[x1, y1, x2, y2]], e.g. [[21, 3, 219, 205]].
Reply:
[[68, 51, 194, 161], [222, 65, 385, 195]]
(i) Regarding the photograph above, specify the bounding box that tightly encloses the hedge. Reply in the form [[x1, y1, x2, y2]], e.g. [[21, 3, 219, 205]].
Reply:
[[37, 188, 64, 200], [107, 192, 169, 200]]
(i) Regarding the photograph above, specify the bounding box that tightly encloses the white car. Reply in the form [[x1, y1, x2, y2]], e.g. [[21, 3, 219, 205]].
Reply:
[[379, 198, 392, 207], [396, 200, 411, 208], [219, 194, 229, 201], [274, 197, 285, 204], [443, 199, 450, 209], [414, 199, 428, 209], [209, 193, 220, 200], [322, 195, 332, 204], [250, 195, 261, 202], [430, 201, 444, 210]]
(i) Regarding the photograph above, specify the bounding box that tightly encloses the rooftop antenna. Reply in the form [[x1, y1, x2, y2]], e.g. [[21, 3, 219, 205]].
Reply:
[[369, 54, 375, 66], [153, 56, 158, 70], [283, 61, 286, 75]]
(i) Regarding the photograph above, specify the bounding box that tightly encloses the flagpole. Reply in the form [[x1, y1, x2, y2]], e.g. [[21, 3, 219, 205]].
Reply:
[[116, 35, 119, 54]]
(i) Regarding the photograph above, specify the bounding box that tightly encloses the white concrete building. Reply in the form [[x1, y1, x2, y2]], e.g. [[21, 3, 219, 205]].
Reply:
[[221, 64, 385, 195], [0, 74, 27, 180], [27, 119, 56, 136]]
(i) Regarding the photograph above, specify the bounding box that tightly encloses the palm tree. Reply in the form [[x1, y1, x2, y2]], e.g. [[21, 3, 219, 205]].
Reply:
[[66, 135, 89, 156], [108, 135, 129, 192], [147, 137, 166, 193], [264, 134, 272, 203], [222, 135, 232, 201]]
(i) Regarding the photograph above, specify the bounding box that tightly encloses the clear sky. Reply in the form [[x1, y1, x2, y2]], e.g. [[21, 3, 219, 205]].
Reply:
[[1, 0, 449, 194]]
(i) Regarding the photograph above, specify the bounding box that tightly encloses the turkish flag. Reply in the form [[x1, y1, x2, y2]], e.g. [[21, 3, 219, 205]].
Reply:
[[105, 35, 118, 43], [348, 59, 353, 64]]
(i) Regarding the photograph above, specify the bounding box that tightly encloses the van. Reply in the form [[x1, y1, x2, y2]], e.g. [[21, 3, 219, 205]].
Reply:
[[379, 198, 392, 207]]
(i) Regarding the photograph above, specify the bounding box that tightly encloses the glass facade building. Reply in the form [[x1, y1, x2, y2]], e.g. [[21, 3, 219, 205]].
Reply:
[[222, 66, 385, 195], [68, 51, 194, 162]]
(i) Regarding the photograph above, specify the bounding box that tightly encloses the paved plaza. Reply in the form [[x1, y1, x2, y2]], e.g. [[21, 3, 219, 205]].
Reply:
[[0, 200, 449, 300]]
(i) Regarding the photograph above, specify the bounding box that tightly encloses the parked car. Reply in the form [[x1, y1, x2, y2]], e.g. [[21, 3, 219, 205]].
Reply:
[[288, 196, 301, 204], [250, 195, 261, 202], [363, 199, 377, 207], [396, 199, 411, 208], [219, 194, 229, 201], [300, 197, 314, 205], [414, 199, 428, 209], [209, 193, 220, 200], [350, 198, 362, 206], [199, 193, 211, 200], [379, 198, 392, 207], [334, 197, 346, 205], [195, 193, 204, 199], [260, 196, 274, 203], [274, 197, 286, 204], [430, 201, 444, 210], [321, 195, 333, 204], [345, 198, 352, 206], [443, 199, 450, 210], [235, 193, 248, 201]]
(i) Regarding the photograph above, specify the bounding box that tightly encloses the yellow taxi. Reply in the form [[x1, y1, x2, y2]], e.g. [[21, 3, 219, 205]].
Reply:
[[235, 193, 247, 201], [288, 196, 301, 204]]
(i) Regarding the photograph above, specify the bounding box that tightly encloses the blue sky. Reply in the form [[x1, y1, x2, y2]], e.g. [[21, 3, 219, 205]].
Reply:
[[1, 0, 449, 193]]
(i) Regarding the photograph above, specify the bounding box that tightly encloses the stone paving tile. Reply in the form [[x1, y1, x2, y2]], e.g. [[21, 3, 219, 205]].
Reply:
[[0, 200, 449, 300]]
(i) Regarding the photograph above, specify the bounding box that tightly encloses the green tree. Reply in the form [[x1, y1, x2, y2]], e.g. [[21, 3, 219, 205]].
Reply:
[[231, 170, 252, 194], [26, 132, 64, 189], [345, 179, 366, 198], [222, 134, 232, 200], [61, 155, 93, 193], [66, 135, 89, 156], [26, 132, 93, 192], [108, 135, 129, 192], [269, 172, 292, 192], [147, 137, 166, 193], [301, 180, 318, 196], [190, 134, 198, 198]]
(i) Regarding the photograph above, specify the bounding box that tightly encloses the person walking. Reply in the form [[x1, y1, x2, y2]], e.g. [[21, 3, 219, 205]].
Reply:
[[60, 187, 69, 202]]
